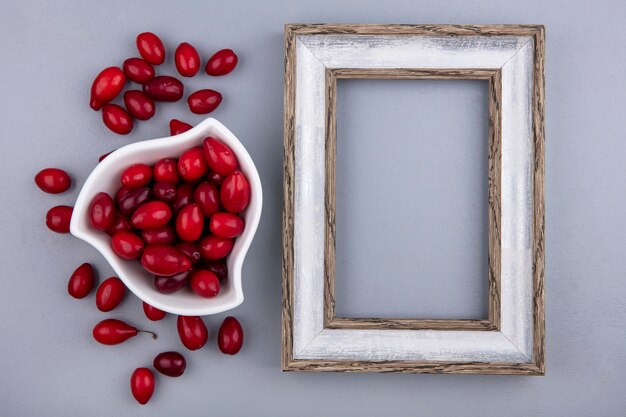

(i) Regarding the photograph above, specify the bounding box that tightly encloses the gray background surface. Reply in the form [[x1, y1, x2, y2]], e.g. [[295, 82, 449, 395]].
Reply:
[[1, 0, 625, 416], [335, 79, 489, 320]]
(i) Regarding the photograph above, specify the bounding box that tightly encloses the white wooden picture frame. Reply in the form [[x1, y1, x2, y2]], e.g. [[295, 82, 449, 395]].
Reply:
[[283, 24, 545, 374]]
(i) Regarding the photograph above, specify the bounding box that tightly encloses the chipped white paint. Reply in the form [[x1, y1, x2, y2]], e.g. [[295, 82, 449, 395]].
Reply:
[[292, 34, 536, 363], [499, 39, 535, 358], [300, 35, 532, 69], [298, 329, 529, 362], [293, 39, 327, 355]]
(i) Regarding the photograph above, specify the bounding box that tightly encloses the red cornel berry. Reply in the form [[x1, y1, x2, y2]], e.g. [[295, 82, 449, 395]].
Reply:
[[35, 168, 71, 194], [67, 263, 95, 299], [102, 104, 133, 135], [154, 270, 191, 294], [209, 212, 244, 238], [111, 230, 144, 259], [106, 214, 133, 236], [190, 270, 220, 298], [175, 42, 200, 77], [203, 260, 228, 282], [142, 76, 184, 102], [95, 277, 126, 312], [194, 181, 220, 216], [178, 147, 208, 182], [205, 49, 238, 76], [115, 185, 133, 204], [123, 57, 155, 84], [92, 319, 156, 345], [130, 368, 155, 405], [118, 187, 152, 216], [153, 352, 186, 377], [89, 192, 115, 231], [173, 184, 194, 213], [207, 171, 225, 185], [175, 242, 202, 264], [187, 89, 222, 114], [46, 205, 73, 233], [141, 225, 176, 245], [90, 67, 126, 110], [99, 150, 114, 162], [198, 235, 233, 260], [220, 170, 250, 213], [136, 32, 165, 65], [131, 201, 172, 230], [153, 182, 177, 203], [154, 158, 180, 184], [175, 203, 204, 242], [169, 119, 192, 135], [121, 164, 152, 189], [143, 302, 166, 321], [176, 315, 208, 350], [123, 90, 156, 121], [218, 316, 243, 355], [141, 244, 191, 276], [203, 137, 238, 176]]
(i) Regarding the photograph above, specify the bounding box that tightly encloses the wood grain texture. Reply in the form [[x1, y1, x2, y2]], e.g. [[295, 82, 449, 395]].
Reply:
[[531, 26, 546, 375], [327, 317, 497, 331], [282, 24, 297, 370], [285, 23, 545, 37], [332, 68, 497, 79], [282, 24, 546, 374], [487, 69, 503, 330], [323, 68, 337, 327], [283, 359, 544, 375]]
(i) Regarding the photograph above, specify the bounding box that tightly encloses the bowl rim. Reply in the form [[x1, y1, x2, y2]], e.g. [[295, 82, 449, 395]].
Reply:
[[70, 117, 262, 316]]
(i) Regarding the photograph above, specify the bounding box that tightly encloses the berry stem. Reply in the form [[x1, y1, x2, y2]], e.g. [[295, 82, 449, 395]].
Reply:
[[138, 329, 158, 340]]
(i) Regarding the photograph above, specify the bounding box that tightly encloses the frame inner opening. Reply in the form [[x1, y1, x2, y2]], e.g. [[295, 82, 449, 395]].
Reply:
[[333, 78, 489, 321]]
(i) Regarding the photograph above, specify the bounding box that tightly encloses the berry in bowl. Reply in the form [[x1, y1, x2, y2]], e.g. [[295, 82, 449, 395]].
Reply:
[[70, 117, 262, 316]]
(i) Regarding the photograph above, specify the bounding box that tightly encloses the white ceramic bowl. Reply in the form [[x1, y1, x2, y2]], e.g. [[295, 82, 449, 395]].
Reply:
[[71, 118, 262, 316]]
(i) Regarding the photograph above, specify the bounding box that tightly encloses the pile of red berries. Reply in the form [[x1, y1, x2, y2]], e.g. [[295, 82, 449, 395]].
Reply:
[[70, 262, 244, 405], [36, 166, 246, 404], [90, 32, 237, 135], [35, 32, 249, 406], [88, 136, 250, 299]]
